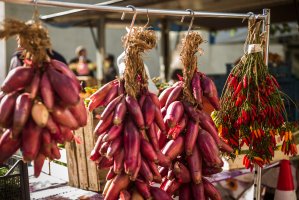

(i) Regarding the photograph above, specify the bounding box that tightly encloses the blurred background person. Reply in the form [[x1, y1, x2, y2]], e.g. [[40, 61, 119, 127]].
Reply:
[[102, 54, 117, 84], [69, 45, 96, 77]]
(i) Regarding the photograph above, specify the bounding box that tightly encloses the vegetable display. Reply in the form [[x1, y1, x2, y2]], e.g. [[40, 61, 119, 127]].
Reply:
[[158, 32, 232, 199], [89, 27, 172, 200], [213, 19, 297, 169], [0, 19, 87, 177]]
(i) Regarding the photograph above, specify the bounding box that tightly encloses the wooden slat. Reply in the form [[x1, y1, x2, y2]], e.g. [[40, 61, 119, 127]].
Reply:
[[74, 127, 89, 189], [65, 141, 79, 187], [84, 111, 100, 191]]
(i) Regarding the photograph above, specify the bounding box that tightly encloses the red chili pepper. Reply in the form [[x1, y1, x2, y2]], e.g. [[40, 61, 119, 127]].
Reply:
[[229, 76, 237, 89], [235, 96, 243, 107], [271, 76, 280, 88], [243, 155, 246, 165], [243, 76, 248, 89], [268, 146, 274, 156], [233, 82, 243, 98], [230, 138, 239, 147], [255, 160, 264, 168]]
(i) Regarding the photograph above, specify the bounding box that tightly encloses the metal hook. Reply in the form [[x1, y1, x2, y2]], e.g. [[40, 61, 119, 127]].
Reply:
[[144, 9, 150, 28], [32, 0, 40, 22], [181, 9, 195, 35], [121, 5, 138, 51], [121, 5, 137, 21], [121, 5, 137, 32], [186, 9, 195, 35], [242, 12, 254, 23]]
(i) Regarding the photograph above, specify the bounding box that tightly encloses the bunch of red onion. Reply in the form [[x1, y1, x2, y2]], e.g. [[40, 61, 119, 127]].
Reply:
[[0, 59, 87, 177]]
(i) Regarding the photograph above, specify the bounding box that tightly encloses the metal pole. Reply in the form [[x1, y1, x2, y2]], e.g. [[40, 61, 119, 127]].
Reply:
[[160, 19, 170, 81], [1, 0, 266, 20], [253, 8, 270, 200], [96, 18, 105, 83], [254, 165, 262, 200], [263, 9, 270, 65]]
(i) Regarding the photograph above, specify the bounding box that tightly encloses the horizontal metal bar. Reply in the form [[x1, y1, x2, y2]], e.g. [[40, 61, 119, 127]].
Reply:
[[2, 0, 266, 20]]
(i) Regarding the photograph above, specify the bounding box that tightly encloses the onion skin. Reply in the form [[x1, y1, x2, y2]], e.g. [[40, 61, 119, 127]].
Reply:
[[106, 137, 122, 158], [34, 153, 46, 177], [101, 95, 123, 120], [0, 92, 17, 128], [219, 139, 234, 154], [143, 95, 156, 128], [94, 111, 114, 135], [159, 87, 175, 108], [28, 71, 41, 99], [165, 85, 183, 108], [40, 72, 54, 110], [69, 98, 88, 127], [12, 93, 32, 138], [197, 129, 222, 168], [135, 179, 152, 200], [52, 106, 79, 130], [103, 124, 123, 142], [46, 115, 59, 134], [130, 153, 141, 181], [104, 174, 130, 200], [98, 157, 114, 169], [113, 148, 125, 174], [179, 184, 192, 200], [165, 101, 184, 128], [150, 187, 172, 200], [201, 75, 220, 111], [187, 146, 203, 184], [191, 72, 203, 107], [124, 119, 140, 175], [147, 160, 162, 183], [203, 178, 222, 200], [90, 134, 105, 161], [140, 138, 158, 163], [139, 158, 154, 182], [106, 167, 117, 181], [154, 105, 166, 133], [147, 124, 160, 152], [51, 143, 61, 160], [101, 84, 118, 107], [173, 161, 191, 183], [31, 102, 49, 128], [164, 179, 181, 196], [113, 98, 127, 125], [162, 136, 184, 161], [0, 129, 21, 164], [88, 81, 115, 111], [41, 129, 52, 158], [21, 120, 42, 162], [125, 95, 145, 129], [50, 59, 80, 89], [119, 190, 131, 200], [191, 182, 205, 200], [185, 120, 200, 156], [1, 66, 34, 93], [47, 67, 80, 105], [169, 114, 187, 140]]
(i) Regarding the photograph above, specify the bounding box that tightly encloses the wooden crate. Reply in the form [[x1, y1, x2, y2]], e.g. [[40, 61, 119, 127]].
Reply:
[[65, 111, 108, 192]]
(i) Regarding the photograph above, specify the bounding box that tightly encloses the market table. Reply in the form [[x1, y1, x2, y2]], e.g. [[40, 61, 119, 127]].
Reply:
[[28, 166, 103, 200]]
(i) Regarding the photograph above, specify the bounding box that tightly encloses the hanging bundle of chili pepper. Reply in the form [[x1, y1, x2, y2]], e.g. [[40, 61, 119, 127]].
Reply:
[[213, 19, 297, 170]]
